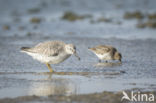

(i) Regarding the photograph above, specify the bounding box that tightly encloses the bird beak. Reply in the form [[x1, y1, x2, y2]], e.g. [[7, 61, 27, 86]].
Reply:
[[74, 52, 80, 60], [119, 59, 122, 63]]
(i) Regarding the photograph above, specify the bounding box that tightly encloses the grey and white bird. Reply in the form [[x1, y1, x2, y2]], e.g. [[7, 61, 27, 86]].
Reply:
[[21, 41, 80, 72], [88, 45, 122, 63]]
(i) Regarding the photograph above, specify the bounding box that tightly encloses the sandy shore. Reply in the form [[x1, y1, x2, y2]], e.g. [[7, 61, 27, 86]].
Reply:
[[0, 90, 155, 103], [0, 36, 156, 102]]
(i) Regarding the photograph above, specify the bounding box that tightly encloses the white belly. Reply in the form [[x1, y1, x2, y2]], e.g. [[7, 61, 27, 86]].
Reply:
[[26, 52, 71, 64], [96, 53, 112, 60]]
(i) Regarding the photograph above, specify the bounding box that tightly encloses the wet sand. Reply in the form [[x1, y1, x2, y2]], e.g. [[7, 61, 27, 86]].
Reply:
[[0, 90, 155, 103], [0, 0, 156, 102], [0, 36, 156, 102]]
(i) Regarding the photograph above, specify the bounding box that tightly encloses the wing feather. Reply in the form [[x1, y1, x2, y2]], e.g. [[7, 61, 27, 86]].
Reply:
[[92, 45, 116, 54], [28, 41, 65, 56]]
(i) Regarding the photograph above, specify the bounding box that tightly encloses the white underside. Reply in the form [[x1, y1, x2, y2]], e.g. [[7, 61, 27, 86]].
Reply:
[[23, 51, 71, 64], [96, 53, 112, 60]]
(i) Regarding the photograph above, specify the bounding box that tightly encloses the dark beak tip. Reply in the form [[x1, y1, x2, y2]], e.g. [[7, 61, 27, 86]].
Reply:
[[74, 53, 80, 61]]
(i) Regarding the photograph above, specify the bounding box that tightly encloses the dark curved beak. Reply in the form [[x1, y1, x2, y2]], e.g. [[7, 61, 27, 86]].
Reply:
[[74, 52, 80, 60], [119, 59, 122, 63]]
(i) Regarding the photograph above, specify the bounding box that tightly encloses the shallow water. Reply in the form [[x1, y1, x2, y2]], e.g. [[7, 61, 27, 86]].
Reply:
[[0, 0, 156, 102], [0, 37, 156, 99], [0, 71, 155, 99]]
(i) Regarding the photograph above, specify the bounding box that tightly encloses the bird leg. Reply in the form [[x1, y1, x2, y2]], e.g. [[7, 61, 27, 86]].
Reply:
[[98, 59, 101, 63], [46, 63, 54, 72]]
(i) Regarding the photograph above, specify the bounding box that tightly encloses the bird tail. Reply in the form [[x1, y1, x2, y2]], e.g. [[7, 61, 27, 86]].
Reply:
[[88, 47, 93, 50], [20, 47, 31, 52]]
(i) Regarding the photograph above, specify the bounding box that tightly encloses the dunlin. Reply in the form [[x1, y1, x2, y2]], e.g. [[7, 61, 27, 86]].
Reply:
[[89, 45, 122, 63], [21, 41, 80, 72]]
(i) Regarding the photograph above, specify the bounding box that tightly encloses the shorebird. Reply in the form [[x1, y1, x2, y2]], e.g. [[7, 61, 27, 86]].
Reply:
[[21, 41, 80, 72], [88, 45, 122, 63]]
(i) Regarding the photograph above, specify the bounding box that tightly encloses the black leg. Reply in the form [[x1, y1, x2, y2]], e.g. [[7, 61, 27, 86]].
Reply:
[[99, 60, 101, 63]]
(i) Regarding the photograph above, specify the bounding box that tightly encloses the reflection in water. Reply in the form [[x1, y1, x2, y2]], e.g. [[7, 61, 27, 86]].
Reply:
[[95, 62, 122, 67], [28, 70, 124, 97], [37, 71, 122, 77], [28, 74, 77, 96]]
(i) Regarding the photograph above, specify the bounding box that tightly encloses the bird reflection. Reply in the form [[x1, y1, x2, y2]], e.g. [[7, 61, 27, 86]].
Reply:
[[28, 73, 77, 96], [95, 62, 122, 67]]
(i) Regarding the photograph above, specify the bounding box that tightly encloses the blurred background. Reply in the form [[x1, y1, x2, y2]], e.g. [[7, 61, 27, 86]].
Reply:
[[0, 0, 156, 39]]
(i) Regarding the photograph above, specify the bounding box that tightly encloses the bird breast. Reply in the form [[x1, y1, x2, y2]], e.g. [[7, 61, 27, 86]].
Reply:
[[96, 53, 112, 60], [26, 52, 71, 64], [47, 53, 71, 64]]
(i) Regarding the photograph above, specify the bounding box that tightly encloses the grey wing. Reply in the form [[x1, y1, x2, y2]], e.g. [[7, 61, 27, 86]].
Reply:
[[48, 43, 64, 56], [30, 41, 65, 56]]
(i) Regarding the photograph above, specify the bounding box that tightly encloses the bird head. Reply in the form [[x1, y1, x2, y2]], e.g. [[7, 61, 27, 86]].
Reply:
[[114, 52, 122, 62], [65, 44, 80, 60]]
